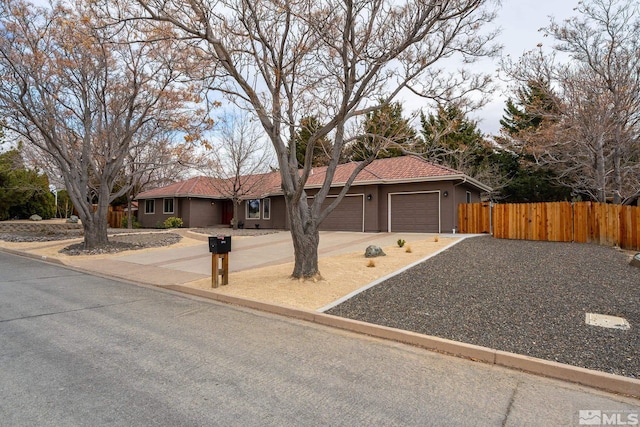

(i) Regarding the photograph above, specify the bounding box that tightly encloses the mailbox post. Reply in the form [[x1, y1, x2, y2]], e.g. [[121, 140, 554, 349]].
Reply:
[[208, 236, 231, 288]]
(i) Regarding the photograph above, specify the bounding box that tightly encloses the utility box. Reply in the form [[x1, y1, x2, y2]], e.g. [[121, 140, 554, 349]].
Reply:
[[208, 235, 231, 254]]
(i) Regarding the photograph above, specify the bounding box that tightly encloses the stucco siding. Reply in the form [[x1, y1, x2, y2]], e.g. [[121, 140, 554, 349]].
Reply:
[[188, 198, 220, 228]]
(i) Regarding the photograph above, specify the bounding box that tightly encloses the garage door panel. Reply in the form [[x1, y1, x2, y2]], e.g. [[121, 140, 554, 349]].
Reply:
[[318, 195, 364, 232], [390, 193, 439, 232]]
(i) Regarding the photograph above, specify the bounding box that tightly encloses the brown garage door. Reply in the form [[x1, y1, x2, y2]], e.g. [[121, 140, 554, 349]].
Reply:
[[390, 192, 439, 232], [318, 194, 364, 232]]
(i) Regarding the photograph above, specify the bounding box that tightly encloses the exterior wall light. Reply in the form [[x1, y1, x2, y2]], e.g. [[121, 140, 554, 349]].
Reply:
[[443, 191, 448, 197], [367, 194, 373, 201]]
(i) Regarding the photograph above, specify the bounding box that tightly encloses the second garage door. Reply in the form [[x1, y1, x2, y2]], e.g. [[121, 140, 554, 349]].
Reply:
[[318, 194, 364, 232], [389, 192, 440, 232]]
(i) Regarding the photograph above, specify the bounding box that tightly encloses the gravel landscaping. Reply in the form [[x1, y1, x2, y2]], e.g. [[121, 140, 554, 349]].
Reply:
[[0, 226, 278, 256], [60, 232, 183, 255], [326, 236, 640, 379]]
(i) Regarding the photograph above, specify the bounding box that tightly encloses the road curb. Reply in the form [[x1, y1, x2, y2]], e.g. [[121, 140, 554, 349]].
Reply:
[[0, 246, 67, 266], [164, 283, 640, 399], [4, 245, 639, 399]]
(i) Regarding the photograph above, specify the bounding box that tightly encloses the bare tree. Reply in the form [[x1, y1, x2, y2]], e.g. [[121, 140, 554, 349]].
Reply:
[[546, 0, 640, 203], [122, 0, 499, 278], [0, 0, 209, 247], [206, 113, 275, 229], [502, 0, 640, 203], [120, 130, 206, 228]]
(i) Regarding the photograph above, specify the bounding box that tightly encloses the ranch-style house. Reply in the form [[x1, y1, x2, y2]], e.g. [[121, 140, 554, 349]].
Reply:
[[136, 156, 491, 233]]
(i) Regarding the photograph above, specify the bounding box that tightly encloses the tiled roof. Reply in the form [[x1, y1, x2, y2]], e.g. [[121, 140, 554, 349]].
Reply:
[[137, 156, 489, 200], [136, 176, 224, 199], [305, 155, 462, 186]]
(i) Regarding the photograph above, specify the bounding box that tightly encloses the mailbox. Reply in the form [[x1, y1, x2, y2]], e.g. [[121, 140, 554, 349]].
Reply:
[[208, 235, 231, 254]]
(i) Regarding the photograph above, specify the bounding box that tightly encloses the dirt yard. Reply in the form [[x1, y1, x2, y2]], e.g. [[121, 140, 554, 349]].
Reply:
[[0, 221, 459, 311], [183, 237, 458, 311]]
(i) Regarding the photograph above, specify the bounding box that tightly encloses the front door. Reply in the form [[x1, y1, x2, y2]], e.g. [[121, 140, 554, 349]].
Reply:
[[221, 200, 234, 225]]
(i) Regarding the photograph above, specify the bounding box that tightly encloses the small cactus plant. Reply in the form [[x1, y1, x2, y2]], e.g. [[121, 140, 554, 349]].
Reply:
[[397, 238, 406, 248]]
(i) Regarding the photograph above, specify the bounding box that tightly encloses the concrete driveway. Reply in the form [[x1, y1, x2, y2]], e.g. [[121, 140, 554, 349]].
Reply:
[[109, 230, 456, 276]]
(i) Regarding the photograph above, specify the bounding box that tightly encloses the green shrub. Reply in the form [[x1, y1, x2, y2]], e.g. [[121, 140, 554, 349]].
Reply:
[[121, 215, 141, 229], [163, 216, 183, 228], [397, 238, 406, 248]]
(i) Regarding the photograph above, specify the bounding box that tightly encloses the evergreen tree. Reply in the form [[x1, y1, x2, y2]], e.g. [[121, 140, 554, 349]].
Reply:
[[346, 101, 417, 161], [500, 79, 559, 136], [0, 147, 54, 220], [293, 116, 333, 167], [419, 104, 489, 172], [496, 80, 572, 202]]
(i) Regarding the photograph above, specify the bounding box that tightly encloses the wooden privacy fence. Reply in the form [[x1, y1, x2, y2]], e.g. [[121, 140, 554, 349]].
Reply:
[[458, 201, 640, 251], [107, 207, 125, 228]]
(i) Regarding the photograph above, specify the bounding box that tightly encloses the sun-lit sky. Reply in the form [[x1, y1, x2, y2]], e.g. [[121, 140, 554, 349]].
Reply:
[[469, 1, 581, 135]]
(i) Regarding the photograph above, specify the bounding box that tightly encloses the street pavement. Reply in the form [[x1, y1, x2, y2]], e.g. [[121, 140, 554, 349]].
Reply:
[[1, 251, 639, 426]]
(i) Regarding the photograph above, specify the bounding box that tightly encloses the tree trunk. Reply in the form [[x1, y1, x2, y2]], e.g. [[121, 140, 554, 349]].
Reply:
[[82, 217, 109, 248], [127, 194, 133, 229], [287, 197, 321, 279], [594, 136, 607, 202], [612, 145, 622, 204], [232, 199, 239, 230], [290, 224, 321, 279], [77, 190, 110, 249]]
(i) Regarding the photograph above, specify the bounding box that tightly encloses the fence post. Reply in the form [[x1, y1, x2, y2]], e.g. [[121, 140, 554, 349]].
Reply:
[[489, 202, 493, 235]]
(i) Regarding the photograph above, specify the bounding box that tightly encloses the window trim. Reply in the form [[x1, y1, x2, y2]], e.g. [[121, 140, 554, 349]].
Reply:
[[262, 198, 271, 220], [163, 198, 175, 214], [466, 191, 472, 204], [145, 199, 155, 215], [246, 199, 261, 219]]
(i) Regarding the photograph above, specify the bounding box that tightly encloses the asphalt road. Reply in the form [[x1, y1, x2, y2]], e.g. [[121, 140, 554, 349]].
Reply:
[[1, 252, 638, 426]]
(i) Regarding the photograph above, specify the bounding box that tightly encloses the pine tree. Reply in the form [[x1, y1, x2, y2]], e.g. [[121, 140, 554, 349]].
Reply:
[[293, 116, 333, 167], [346, 101, 417, 161], [496, 80, 572, 202], [500, 79, 559, 136], [419, 104, 488, 171]]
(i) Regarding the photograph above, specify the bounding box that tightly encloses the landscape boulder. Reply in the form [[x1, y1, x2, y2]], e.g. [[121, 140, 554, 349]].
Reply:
[[29, 214, 42, 221], [365, 245, 386, 258], [630, 253, 640, 269], [66, 215, 79, 224]]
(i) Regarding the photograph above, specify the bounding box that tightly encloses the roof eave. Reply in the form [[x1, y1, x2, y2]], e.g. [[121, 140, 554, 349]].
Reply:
[[303, 174, 492, 192], [135, 194, 224, 200]]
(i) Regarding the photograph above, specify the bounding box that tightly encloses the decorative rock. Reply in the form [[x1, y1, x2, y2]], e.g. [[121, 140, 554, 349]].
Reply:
[[66, 215, 79, 223], [365, 245, 386, 258], [630, 253, 640, 268], [29, 214, 42, 221]]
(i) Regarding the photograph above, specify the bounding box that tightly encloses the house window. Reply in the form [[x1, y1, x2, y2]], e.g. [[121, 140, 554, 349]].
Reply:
[[466, 191, 471, 203], [163, 198, 174, 214], [263, 198, 271, 220], [145, 200, 155, 214], [246, 199, 260, 219]]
